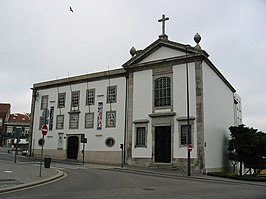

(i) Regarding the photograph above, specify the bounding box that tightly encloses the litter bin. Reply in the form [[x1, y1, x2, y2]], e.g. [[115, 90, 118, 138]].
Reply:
[[44, 158, 52, 168]]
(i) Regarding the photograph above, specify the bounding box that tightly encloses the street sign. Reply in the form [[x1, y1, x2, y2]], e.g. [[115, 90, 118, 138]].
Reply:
[[38, 138, 45, 146], [42, 124, 48, 136], [187, 144, 193, 152]]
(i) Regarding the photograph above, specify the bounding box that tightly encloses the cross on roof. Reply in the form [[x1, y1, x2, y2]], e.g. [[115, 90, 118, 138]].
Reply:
[[158, 14, 169, 35]]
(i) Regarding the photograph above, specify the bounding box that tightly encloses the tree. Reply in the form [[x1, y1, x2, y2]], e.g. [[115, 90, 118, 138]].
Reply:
[[228, 125, 266, 176]]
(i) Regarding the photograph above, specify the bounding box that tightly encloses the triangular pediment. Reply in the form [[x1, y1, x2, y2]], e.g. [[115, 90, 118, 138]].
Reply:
[[138, 46, 186, 64], [122, 37, 207, 69]]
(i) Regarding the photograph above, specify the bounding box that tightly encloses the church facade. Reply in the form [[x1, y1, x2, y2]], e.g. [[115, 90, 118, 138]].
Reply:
[[30, 18, 241, 173]]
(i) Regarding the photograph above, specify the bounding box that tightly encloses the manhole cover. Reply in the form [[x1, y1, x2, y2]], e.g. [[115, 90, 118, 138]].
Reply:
[[142, 188, 155, 191]]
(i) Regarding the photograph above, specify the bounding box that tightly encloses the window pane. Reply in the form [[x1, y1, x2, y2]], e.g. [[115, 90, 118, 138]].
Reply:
[[181, 125, 191, 145], [106, 111, 116, 128], [136, 127, 146, 146], [86, 89, 95, 105], [71, 91, 80, 109], [69, 113, 79, 129], [154, 77, 171, 107], [56, 115, 64, 130], [41, 95, 48, 110], [107, 86, 117, 103], [58, 93, 66, 108], [85, 113, 94, 128]]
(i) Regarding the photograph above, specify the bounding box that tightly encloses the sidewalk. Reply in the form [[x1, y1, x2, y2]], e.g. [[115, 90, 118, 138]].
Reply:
[[0, 159, 64, 193]]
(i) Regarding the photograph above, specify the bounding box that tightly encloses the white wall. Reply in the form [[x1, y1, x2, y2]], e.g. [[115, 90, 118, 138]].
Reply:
[[32, 76, 126, 154], [132, 70, 153, 158], [202, 61, 235, 170], [172, 63, 197, 158]]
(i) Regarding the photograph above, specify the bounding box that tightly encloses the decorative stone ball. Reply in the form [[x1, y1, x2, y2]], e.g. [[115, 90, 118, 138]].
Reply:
[[194, 33, 201, 44], [130, 46, 136, 56]]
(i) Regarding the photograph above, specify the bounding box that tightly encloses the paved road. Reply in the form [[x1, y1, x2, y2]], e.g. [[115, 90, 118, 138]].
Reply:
[[0, 147, 265, 199], [1, 163, 265, 199]]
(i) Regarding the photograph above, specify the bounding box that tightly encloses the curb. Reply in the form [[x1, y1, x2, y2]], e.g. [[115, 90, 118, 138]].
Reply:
[[112, 167, 266, 187], [0, 170, 66, 194]]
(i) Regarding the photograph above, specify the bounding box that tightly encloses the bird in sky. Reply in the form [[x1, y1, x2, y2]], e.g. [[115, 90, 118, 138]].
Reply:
[[70, 6, 74, 13]]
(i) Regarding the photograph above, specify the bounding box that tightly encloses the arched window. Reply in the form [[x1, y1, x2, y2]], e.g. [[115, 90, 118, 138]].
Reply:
[[154, 77, 171, 107]]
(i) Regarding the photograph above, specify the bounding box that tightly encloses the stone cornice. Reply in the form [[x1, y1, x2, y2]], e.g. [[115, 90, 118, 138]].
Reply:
[[149, 111, 176, 118]]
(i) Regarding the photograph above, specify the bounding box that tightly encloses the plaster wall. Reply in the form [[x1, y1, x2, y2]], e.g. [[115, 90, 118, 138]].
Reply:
[[139, 47, 185, 64], [172, 63, 197, 158], [32, 76, 126, 156], [132, 70, 152, 158], [202, 61, 235, 171]]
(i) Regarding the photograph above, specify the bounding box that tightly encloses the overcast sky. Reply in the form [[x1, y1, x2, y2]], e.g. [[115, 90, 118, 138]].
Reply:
[[0, 0, 265, 132]]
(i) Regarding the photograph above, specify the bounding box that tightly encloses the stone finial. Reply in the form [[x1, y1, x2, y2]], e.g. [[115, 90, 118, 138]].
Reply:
[[194, 33, 201, 49], [130, 46, 137, 56]]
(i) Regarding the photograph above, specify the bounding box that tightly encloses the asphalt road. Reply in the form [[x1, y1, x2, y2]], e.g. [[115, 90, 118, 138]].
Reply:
[[1, 161, 265, 199]]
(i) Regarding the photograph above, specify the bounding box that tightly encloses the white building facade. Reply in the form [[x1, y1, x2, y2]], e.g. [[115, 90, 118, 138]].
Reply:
[[30, 32, 242, 173]]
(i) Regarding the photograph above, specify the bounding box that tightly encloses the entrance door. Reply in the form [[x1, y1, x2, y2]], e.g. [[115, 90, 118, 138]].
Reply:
[[67, 136, 79, 159], [155, 126, 171, 163]]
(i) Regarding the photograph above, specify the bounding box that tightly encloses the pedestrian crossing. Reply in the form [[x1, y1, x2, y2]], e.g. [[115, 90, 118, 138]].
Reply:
[[50, 163, 87, 170]]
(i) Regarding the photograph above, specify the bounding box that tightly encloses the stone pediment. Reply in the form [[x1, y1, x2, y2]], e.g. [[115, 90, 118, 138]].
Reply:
[[122, 37, 208, 69]]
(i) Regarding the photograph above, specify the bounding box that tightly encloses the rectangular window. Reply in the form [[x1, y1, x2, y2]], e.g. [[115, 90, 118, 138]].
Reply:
[[107, 86, 117, 103], [154, 77, 171, 107], [58, 93, 66, 108], [86, 89, 95, 106], [181, 125, 192, 145], [41, 95, 48, 110], [69, 113, 79, 129], [136, 127, 146, 147], [71, 91, 80, 111], [106, 111, 116, 128], [85, 113, 94, 129], [56, 115, 64, 130]]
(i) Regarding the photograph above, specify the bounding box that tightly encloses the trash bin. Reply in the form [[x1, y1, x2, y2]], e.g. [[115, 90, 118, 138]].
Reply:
[[44, 158, 52, 168]]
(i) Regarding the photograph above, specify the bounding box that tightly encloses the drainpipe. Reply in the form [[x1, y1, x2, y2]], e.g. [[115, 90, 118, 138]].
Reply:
[[123, 73, 129, 164], [29, 88, 38, 157]]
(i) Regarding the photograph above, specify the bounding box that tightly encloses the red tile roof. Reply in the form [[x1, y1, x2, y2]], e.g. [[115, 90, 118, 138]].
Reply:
[[8, 113, 30, 123]]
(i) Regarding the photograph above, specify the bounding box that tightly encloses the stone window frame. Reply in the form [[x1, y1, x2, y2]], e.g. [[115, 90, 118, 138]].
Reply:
[[134, 120, 149, 148], [106, 85, 117, 104], [152, 66, 173, 111], [71, 91, 80, 111], [69, 113, 79, 129], [58, 92, 66, 108], [106, 110, 116, 128], [84, 112, 94, 129], [86, 88, 95, 106], [154, 77, 171, 107], [177, 117, 195, 147], [56, 115, 64, 130]]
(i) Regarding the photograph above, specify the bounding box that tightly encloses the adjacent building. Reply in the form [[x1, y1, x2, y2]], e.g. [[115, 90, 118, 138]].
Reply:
[[30, 19, 242, 173], [5, 113, 30, 149], [0, 103, 11, 146]]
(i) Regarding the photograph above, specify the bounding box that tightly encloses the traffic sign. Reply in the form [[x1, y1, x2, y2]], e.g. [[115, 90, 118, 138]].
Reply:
[[187, 144, 193, 152], [42, 124, 48, 136], [38, 138, 45, 146]]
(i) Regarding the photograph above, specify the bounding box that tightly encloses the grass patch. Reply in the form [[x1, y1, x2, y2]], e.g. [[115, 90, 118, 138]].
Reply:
[[207, 172, 266, 182]]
